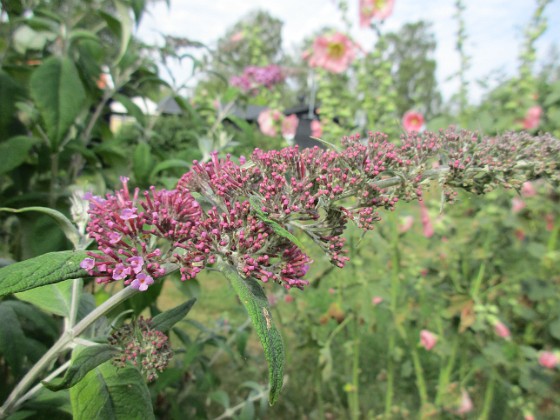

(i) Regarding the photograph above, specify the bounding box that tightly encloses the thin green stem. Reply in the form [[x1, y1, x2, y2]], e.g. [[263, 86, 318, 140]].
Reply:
[[435, 335, 460, 406], [479, 371, 496, 420], [349, 316, 361, 420], [48, 152, 59, 208]]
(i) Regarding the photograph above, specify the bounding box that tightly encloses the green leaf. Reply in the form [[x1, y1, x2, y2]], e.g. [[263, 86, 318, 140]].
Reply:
[[151, 298, 196, 332], [29, 57, 87, 150], [2, 300, 59, 339], [249, 196, 305, 250], [16, 280, 76, 317], [221, 264, 284, 405], [0, 303, 27, 374], [549, 318, 560, 340], [149, 159, 190, 181], [113, 1, 133, 65], [0, 70, 26, 139], [0, 251, 89, 297], [0, 206, 83, 249], [0, 136, 40, 174], [113, 93, 145, 126], [43, 345, 119, 391], [132, 142, 153, 185], [70, 358, 154, 420]]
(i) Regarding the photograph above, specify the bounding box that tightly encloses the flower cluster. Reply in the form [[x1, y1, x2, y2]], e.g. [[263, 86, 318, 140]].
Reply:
[[109, 317, 173, 382], [230, 64, 285, 94], [82, 129, 560, 292]]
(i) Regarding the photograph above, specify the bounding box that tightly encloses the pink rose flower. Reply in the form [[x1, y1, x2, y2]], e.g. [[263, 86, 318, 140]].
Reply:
[[538, 351, 558, 369], [494, 321, 511, 339], [306, 32, 357, 73], [372, 296, 384, 305], [420, 329, 437, 351], [359, 0, 395, 27], [402, 110, 425, 133], [311, 120, 323, 138], [258, 109, 282, 137], [282, 114, 299, 140], [522, 106, 542, 130]]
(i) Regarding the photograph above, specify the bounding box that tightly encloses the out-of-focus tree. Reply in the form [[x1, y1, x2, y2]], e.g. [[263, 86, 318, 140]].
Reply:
[[384, 21, 442, 119]]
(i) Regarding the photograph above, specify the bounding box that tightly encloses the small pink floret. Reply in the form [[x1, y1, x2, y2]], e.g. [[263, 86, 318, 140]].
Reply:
[[128, 256, 145, 274], [80, 257, 95, 271], [131, 273, 154, 292], [120, 208, 138, 220]]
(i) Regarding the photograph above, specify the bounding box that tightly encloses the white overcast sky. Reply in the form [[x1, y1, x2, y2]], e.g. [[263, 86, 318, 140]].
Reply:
[[136, 0, 560, 103]]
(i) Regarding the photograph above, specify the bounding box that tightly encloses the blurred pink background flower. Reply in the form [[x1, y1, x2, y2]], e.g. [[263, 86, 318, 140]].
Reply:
[[372, 296, 384, 305], [539, 351, 558, 369], [307, 32, 357, 73], [522, 105, 542, 130], [359, 0, 395, 27], [282, 114, 299, 140], [494, 321, 511, 339], [420, 329, 437, 351], [311, 119, 323, 137], [402, 110, 425, 133], [521, 181, 537, 197], [229, 30, 244, 43], [418, 201, 434, 238], [455, 389, 474, 415], [511, 196, 526, 213], [258, 109, 282, 137]]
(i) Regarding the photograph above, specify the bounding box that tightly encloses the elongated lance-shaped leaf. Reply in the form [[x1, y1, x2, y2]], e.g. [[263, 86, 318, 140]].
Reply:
[[43, 344, 119, 391], [249, 196, 305, 250], [0, 251, 90, 297], [220, 263, 284, 405], [152, 298, 197, 332]]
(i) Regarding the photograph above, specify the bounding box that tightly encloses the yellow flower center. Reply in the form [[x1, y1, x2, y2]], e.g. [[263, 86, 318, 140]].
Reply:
[[327, 42, 345, 59]]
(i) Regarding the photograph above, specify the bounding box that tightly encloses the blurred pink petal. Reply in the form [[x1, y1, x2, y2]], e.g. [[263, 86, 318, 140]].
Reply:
[[282, 114, 299, 140], [258, 109, 282, 137], [521, 181, 537, 197], [402, 110, 425, 133], [311, 120, 323, 137], [398, 215, 414, 233], [306, 32, 357, 73], [511, 196, 526, 213], [494, 321, 511, 339], [522, 106, 542, 130], [539, 351, 558, 369], [359, 0, 395, 27], [420, 329, 437, 351], [455, 389, 474, 415], [419, 201, 434, 238], [372, 296, 384, 305]]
